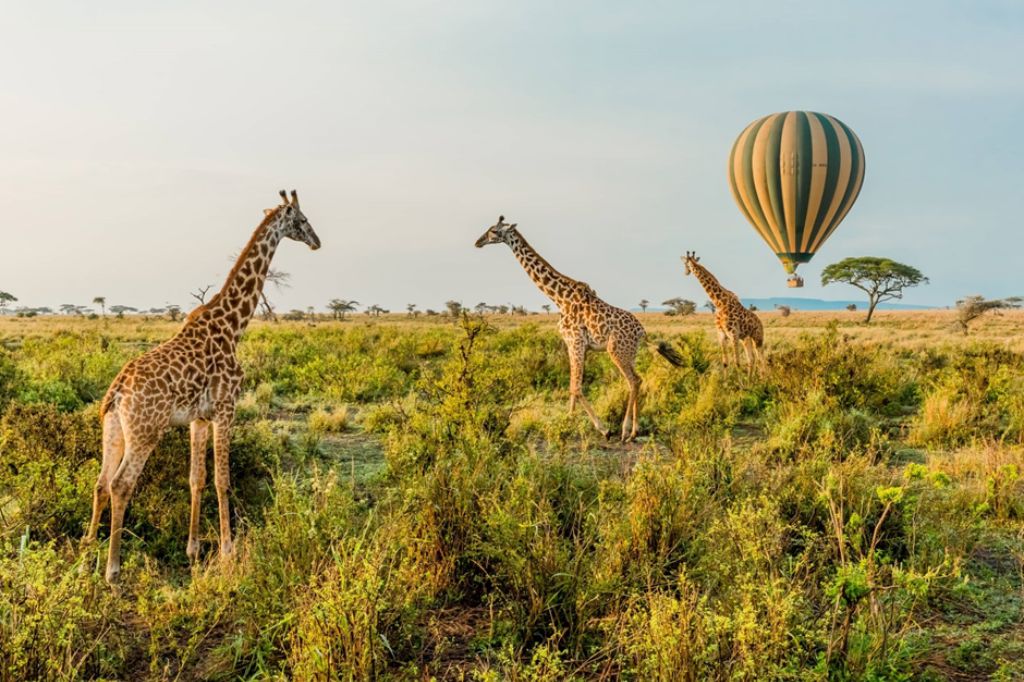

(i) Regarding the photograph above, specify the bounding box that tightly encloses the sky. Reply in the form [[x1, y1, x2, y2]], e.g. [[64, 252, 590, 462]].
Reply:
[[1, 1, 1022, 313]]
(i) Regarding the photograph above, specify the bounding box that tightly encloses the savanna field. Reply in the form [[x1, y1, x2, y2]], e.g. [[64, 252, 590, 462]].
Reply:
[[1, 310, 1022, 681]]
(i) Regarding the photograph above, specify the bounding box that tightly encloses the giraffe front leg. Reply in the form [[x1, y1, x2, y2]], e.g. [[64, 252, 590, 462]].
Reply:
[[718, 329, 729, 369], [567, 340, 608, 438], [187, 420, 209, 562], [212, 419, 235, 559]]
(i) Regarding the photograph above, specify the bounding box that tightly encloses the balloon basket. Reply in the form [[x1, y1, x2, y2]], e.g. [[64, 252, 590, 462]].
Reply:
[[786, 275, 804, 288]]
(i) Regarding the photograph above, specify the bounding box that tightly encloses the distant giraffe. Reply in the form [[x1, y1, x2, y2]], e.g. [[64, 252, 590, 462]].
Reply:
[[83, 190, 321, 584], [682, 251, 765, 373], [476, 216, 683, 441]]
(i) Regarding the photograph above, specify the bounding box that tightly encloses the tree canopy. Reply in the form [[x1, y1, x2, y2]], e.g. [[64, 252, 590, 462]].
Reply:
[[821, 257, 927, 323]]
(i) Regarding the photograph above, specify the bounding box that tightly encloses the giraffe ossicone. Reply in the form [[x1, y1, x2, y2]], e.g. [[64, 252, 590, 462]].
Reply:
[[83, 190, 321, 585]]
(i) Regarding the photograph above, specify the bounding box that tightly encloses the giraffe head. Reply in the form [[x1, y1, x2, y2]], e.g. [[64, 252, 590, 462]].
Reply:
[[474, 215, 517, 248], [267, 190, 321, 250], [682, 251, 701, 276]]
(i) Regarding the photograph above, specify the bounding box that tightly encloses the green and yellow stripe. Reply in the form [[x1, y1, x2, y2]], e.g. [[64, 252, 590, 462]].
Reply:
[[727, 111, 865, 274]]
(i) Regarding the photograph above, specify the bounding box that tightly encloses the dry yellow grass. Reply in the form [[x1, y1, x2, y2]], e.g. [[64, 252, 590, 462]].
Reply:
[[3, 308, 1021, 350]]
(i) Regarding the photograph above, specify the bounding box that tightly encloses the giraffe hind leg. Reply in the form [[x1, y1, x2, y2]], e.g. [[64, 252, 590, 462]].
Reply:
[[106, 430, 159, 584], [83, 410, 125, 547], [609, 345, 641, 442]]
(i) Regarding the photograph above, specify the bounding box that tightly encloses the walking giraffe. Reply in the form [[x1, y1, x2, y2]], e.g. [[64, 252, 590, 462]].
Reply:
[[682, 251, 765, 374], [475, 216, 683, 441], [83, 190, 321, 583]]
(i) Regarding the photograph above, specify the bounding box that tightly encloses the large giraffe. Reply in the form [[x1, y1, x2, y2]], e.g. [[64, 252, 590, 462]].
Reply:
[[83, 190, 321, 583], [475, 216, 683, 441], [682, 251, 765, 373]]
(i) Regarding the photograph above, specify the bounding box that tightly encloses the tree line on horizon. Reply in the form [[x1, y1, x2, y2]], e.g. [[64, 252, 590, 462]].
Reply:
[[2, 257, 1021, 334]]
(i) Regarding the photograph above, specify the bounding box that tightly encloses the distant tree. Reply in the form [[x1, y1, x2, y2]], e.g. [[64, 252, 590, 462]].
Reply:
[[0, 291, 16, 313], [496, 304, 509, 315], [92, 296, 107, 316], [475, 302, 489, 315], [775, 304, 792, 317], [639, 299, 650, 313], [445, 300, 463, 317], [167, 305, 182, 321], [60, 303, 83, 316], [283, 309, 305, 321], [190, 284, 213, 305], [954, 295, 1023, 335], [366, 304, 385, 317], [511, 305, 528, 316], [110, 305, 138, 318], [35, 306, 53, 315], [542, 304, 552, 314], [259, 268, 291, 321], [406, 303, 418, 317], [15, 307, 37, 318], [749, 304, 758, 312], [704, 301, 716, 313], [846, 303, 858, 312], [821, 257, 927, 323], [425, 309, 438, 316], [328, 299, 359, 321], [662, 297, 697, 316]]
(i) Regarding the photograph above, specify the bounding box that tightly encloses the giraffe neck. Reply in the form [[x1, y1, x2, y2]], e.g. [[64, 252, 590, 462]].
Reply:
[[204, 216, 284, 342], [505, 229, 578, 305], [690, 262, 733, 308]]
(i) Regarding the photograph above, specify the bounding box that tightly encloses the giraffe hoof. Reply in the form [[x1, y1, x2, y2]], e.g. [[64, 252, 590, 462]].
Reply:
[[186, 540, 201, 563], [105, 565, 121, 585]]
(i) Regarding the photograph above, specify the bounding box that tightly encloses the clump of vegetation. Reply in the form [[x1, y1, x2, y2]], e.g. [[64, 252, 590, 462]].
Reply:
[[0, 314, 1021, 679], [954, 294, 1023, 335]]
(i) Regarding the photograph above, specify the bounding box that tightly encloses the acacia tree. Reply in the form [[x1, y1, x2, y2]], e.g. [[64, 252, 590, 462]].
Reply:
[[92, 296, 106, 316], [110, 305, 138, 318], [541, 304, 551, 314], [662, 297, 696, 316], [445, 300, 463, 317], [954, 295, 1023, 335], [821, 257, 927, 323], [328, 299, 359, 321], [0, 291, 16, 314], [639, 299, 649, 313], [190, 285, 213, 305]]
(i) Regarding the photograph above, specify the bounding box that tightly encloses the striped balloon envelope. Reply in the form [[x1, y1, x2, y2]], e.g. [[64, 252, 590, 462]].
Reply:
[[727, 111, 865, 284]]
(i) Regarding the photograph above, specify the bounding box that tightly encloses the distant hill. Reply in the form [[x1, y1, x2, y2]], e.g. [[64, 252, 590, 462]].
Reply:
[[740, 297, 936, 311], [641, 298, 937, 312]]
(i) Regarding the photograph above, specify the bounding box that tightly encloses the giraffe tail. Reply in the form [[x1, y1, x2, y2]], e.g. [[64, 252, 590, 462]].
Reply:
[[654, 341, 686, 368], [99, 372, 125, 420]]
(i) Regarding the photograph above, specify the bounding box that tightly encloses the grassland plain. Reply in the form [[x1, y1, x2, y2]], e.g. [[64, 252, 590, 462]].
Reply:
[[0, 310, 1022, 680]]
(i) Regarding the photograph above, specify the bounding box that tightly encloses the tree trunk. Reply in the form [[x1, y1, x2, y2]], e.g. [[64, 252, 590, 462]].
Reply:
[[865, 295, 879, 323]]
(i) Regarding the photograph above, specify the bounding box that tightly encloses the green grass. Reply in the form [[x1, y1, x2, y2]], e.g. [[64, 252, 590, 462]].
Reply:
[[0, 314, 1022, 680]]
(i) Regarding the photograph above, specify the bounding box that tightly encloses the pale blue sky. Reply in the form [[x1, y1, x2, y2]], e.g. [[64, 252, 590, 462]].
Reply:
[[2, 2, 1021, 312]]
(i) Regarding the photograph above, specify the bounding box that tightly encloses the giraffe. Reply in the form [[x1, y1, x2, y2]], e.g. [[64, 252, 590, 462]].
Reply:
[[682, 251, 765, 374], [82, 190, 321, 584], [475, 216, 684, 441]]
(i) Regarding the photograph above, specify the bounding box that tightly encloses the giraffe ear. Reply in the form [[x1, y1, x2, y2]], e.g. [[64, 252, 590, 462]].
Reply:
[[264, 209, 274, 216], [510, 223, 517, 229]]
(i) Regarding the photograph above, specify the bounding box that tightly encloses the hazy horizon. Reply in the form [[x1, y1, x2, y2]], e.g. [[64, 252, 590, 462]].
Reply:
[[2, 2, 1022, 313]]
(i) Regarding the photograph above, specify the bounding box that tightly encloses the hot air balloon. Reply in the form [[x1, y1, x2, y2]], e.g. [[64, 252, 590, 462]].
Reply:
[[727, 111, 865, 287]]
